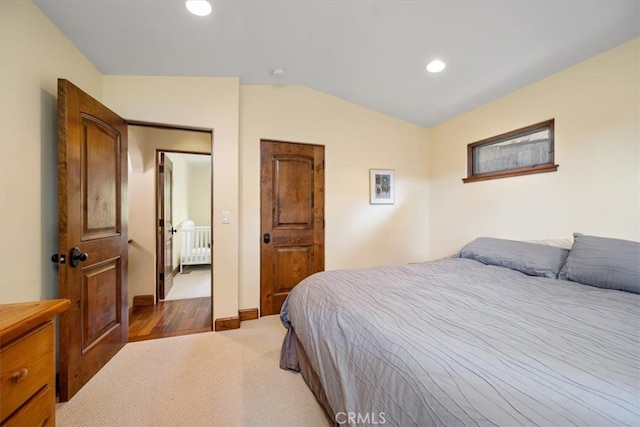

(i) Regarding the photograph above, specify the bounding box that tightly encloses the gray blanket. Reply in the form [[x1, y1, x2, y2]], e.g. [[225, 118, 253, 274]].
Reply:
[[280, 258, 640, 426]]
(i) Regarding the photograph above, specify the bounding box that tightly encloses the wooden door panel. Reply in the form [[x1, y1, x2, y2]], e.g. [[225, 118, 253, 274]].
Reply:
[[274, 245, 313, 291], [274, 156, 313, 228], [81, 116, 120, 238], [57, 79, 128, 401], [261, 140, 324, 316], [81, 258, 121, 352]]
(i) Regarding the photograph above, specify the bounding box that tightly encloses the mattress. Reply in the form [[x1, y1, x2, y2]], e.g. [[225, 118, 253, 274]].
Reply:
[[280, 258, 640, 426]]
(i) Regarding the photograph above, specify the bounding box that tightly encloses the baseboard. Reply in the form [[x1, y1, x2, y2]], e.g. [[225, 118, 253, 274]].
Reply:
[[133, 295, 154, 307], [214, 316, 240, 331], [214, 307, 259, 331], [239, 308, 259, 321]]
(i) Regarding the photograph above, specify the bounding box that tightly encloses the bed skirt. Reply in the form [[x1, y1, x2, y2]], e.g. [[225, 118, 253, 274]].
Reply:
[[280, 327, 335, 422]]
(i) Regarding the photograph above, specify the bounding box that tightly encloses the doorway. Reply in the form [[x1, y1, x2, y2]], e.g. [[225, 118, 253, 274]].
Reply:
[[157, 151, 212, 302], [127, 123, 213, 341]]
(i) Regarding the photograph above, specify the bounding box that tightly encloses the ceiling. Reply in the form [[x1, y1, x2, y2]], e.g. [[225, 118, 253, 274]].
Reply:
[[33, 0, 639, 128]]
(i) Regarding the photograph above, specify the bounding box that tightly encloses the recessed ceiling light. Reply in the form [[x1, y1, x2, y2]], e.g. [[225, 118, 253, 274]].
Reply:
[[426, 59, 446, 73], [186, 0, 212, 17]]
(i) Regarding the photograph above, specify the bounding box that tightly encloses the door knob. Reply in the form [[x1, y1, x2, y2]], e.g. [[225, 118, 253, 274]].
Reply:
[[170, 227, 177, 234], [51, 253, 66, 264], [69, 247, 88, 268], [263, 233, 271, 244]]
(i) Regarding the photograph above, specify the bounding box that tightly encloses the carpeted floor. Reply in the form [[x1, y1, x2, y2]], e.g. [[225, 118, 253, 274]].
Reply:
[[164, 265, 211, 301], [56, 315, 331, 427]]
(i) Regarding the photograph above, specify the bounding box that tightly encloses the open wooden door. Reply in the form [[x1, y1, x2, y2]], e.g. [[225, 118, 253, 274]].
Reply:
[[55, 79, 128, 401], [260, 140, 325, 316], [157, 152, 175, 299]]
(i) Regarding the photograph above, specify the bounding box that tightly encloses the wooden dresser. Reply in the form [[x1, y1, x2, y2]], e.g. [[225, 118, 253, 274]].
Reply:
[[0, 299, 70, 426]]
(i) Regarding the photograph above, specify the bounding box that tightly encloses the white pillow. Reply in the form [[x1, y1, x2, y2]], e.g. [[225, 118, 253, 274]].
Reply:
[[523, 238, 573, 250]]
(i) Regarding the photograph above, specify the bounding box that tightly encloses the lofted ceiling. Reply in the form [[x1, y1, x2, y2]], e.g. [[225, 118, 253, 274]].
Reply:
[[33, 0, 639, 128]]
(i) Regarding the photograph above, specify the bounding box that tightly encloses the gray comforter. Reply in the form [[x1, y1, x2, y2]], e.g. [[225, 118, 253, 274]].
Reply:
[[280, 258, 640, 426]]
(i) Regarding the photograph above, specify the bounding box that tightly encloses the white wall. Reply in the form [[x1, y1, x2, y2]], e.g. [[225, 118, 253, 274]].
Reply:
[[239, 86, 430, 310], [168, 154, 189, 272], [0, 0, 104, 303], [428, 38, 640, 259], [104, 76, 239, 319], [127, 156, 156, 307], [188, 163, 212, 226], [168, 154, 190, 233]]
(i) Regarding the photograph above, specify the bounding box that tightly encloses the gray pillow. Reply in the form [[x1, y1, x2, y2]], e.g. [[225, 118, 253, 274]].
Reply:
[[459, 237, 569, 278], [558, 233, 640, 294]]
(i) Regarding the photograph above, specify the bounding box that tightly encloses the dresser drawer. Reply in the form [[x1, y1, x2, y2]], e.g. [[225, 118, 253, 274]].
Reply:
[[1, 385, 54, 427], [0, 322, 54, 420]]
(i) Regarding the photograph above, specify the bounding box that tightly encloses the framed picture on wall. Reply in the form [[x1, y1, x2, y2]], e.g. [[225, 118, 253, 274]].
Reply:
[[370, 169, 395, 204]]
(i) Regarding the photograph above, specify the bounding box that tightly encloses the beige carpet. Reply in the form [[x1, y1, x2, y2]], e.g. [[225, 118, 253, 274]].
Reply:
[[56, 315, 331, 427], [165, 265, 211, 301]]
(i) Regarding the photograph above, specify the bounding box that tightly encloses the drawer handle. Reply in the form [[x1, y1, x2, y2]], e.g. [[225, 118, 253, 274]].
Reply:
[[11, 368, 28, 383]]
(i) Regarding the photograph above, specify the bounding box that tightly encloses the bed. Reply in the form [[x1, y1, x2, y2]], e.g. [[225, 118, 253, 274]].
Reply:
[[280, 233, 640, 426], [179, 220, 211, 272]]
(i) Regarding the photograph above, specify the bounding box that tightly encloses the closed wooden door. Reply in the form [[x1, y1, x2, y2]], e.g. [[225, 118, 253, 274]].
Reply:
[[158, 152, 174, 299], [260, 140, 325, 316], [56, 79, 128, 401]]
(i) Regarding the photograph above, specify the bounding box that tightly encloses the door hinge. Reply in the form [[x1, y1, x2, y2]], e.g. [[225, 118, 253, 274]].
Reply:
[[159, 165, 164, 173], [159, 273, 164, 281], [322, 160, 325, 170], [159, 219, 164, 227]]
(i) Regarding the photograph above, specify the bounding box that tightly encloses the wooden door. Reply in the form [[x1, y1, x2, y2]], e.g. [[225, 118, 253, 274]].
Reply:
[[158, 153, 175, 299], [56, 79, 128, 401], [260, 140, 325, 316]]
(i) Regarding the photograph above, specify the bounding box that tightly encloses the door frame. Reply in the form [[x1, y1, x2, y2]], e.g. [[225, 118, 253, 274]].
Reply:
[[127, 121, 214, 315]]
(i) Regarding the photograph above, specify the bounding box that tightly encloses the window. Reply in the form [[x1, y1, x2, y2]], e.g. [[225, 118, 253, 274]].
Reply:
[[463, 119, 558, 183]]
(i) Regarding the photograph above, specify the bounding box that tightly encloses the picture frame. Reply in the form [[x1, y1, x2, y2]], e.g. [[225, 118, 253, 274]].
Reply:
[[370, 169, 395, 204]]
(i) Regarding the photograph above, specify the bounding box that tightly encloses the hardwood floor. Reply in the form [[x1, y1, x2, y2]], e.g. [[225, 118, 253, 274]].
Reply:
[[128, 297, 212, 342]]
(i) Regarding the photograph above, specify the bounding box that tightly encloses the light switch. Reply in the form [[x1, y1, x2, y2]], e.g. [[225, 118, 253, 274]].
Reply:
[[222, 211, 231, 224]]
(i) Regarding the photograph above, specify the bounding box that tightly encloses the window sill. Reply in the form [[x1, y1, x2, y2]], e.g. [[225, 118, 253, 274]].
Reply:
[[462, 164, 559, 183]]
